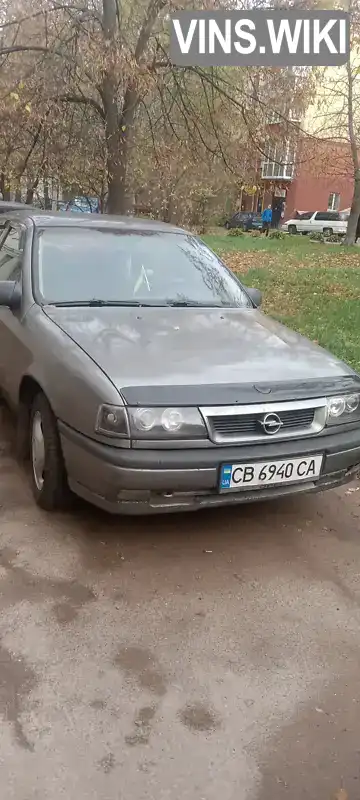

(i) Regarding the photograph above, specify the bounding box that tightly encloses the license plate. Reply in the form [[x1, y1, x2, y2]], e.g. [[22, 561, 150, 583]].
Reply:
[[219, 454, 323, 491]]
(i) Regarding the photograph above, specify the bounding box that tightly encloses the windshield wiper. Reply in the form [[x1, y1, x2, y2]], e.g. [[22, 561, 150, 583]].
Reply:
[[47, 299, 237, 309], [48, 300, 161, 308], [165, 299, 234, 308]]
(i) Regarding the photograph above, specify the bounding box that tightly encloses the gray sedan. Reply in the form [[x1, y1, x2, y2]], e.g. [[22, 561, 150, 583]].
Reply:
[[0, 210, 359, 514]]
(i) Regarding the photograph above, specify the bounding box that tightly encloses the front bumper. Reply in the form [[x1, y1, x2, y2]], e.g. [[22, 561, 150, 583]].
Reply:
[[58, 422, 360, 514]]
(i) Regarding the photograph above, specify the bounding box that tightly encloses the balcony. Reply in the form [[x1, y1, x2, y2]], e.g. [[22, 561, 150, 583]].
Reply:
[[267, 110, 300, 126], [261, 161, 294, 180], [261, 141, 295, 180], [267, 111, 282, 125]]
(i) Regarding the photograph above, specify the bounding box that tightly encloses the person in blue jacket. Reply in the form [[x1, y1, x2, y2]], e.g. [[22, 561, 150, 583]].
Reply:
[[261, 204, 272, 236]]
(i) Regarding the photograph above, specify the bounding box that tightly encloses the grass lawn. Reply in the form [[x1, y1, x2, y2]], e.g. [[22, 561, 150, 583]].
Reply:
[[203, 231, 360, 373]]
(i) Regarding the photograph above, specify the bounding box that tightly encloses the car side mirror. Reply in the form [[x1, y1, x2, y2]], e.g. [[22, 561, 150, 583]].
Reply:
[[0, 280, 22, 310], [246, 286, 262, 307]]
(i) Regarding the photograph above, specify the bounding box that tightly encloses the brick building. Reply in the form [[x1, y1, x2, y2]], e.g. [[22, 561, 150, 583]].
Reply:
[[261, 136, 354, 223], [238, 99, 355, 226]]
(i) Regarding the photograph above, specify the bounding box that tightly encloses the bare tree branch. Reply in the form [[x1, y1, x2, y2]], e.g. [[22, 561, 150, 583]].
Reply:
[[56, 94, 105, 119], [135, 0, 167, 63]]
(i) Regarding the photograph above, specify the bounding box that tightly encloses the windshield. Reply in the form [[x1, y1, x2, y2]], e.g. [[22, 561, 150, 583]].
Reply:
[[34, 228, 252, 308]]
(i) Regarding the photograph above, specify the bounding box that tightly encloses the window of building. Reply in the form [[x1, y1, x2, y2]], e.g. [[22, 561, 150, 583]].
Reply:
[[328, 192, 340, 211], [261, 141, 295, 180], [267, 111, 282, 125]]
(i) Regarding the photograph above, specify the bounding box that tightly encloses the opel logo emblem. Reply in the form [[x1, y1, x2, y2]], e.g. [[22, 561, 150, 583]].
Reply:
[[260, 412, 283, 435]]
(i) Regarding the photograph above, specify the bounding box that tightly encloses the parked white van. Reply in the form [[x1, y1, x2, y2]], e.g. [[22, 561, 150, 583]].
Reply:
[[282, 210, 349, 236]]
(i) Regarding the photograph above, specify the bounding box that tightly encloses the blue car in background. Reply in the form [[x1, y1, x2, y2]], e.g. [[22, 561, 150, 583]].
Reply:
[[65, 196, 100, 213]]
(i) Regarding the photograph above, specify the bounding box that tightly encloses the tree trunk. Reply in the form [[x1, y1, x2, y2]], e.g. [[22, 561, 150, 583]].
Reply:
[[344, 170, 360, 245], [101, 0, 165, 215], [99, 188, 107, 213], [44, 176, 51, 209], [105, 87, 137, 215], [26, 173, 40, 205], [344, 59, 360, 246], [106, 148, 127, 214], [161, 198, 171, 223], [26, 188, 34, 205], [0, 172, 9, 200], [15, 120, 44, 201], [102, 0, 127, 214]]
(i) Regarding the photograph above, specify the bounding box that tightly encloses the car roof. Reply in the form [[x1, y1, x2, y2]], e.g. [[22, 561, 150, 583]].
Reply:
[[3, 209, 186, 233], [0, 200, 38, 212]]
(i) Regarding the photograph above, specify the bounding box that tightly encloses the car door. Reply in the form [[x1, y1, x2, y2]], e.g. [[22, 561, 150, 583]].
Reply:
[[302, 211, 317, 233], [243, 213, 253, 230], [0, 222, 32, 404], [311, 212, 329, 232], [252, 213, 262, 229], [338, 212, 349, 233], [296, 212, 314, 232], [327, 212, 342, 232], [313, 211, 339, 233]]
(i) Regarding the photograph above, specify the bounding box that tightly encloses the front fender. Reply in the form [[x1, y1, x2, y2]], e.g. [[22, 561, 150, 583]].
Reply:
[[20, 307, 123, 441]]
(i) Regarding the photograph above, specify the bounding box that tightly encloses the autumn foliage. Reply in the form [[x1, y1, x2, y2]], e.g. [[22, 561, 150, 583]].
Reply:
[[0, 0, 312, 222]]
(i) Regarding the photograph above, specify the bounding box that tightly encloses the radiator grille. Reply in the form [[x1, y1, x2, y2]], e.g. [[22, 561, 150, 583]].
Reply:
[[210, 407, 315, 437]]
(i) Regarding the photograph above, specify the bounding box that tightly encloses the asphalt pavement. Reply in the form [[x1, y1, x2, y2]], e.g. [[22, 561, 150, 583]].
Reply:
[[0, 406, 360, 800]]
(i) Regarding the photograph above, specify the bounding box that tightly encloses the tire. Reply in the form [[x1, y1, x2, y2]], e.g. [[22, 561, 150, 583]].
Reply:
[[29, 392, 71, 511], [323, 227, 333, 235], [224, 221, 230, 230], [288, 225, 297, 234]]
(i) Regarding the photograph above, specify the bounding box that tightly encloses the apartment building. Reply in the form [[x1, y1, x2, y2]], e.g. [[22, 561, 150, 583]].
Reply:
[[241, 66, 357, 223]]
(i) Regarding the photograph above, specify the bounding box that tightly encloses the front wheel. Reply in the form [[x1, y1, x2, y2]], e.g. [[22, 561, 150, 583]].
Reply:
[[288, 225, 297, 234], [29, 392, 71, 511]]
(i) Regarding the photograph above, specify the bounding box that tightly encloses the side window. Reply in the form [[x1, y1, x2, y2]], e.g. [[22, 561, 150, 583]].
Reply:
[[0, 225, 24, 281], [315, 211, 340, 221]]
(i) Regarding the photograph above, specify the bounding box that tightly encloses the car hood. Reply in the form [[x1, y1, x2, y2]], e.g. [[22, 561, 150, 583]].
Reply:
[[44, 306, 358, 405]]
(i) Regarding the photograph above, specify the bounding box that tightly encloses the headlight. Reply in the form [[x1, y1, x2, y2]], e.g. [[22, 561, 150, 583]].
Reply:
[[128, 406, 207, 440], [95, 404, 207, 440], [326, 393, 360, 425], [95, 404, 129, 437], [345, 393, 360, 413]]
